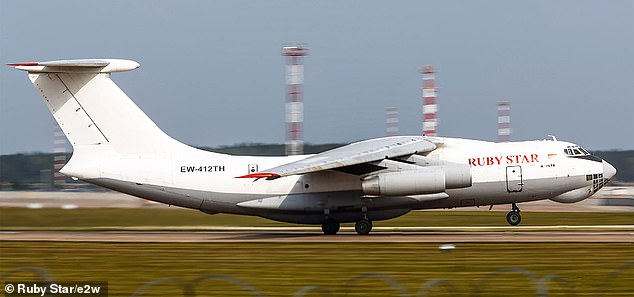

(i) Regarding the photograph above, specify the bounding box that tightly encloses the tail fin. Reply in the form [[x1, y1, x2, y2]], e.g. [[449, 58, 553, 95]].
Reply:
[[10, 59, 182, 152]]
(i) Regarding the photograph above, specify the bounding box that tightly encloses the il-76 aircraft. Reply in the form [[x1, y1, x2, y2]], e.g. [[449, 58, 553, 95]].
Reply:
[[9, 59, 616, 235]]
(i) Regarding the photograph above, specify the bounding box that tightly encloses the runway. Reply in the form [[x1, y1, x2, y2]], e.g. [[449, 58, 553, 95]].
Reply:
[[1, 228, 632, 243]]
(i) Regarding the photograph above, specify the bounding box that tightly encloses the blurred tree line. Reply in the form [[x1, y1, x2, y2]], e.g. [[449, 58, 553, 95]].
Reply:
[[0, 143, 342, 188], [1, 144, 632, 188]]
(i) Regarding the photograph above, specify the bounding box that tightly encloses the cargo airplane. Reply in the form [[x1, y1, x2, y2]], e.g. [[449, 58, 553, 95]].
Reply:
[[9, 59, 617, 235]]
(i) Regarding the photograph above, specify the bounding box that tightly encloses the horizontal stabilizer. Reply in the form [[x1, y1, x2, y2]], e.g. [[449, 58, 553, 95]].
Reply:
[[7, 59, 139, 73]]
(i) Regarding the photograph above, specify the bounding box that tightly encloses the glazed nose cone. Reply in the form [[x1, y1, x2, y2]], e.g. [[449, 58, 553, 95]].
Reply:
[[603, 160, 617, 180]]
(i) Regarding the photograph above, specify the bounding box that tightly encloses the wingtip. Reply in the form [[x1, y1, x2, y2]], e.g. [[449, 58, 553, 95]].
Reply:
[[235, 173, 281, 180]]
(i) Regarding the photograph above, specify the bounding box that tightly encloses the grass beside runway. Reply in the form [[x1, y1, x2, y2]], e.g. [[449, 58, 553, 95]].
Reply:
[[1, 242, 632, 296], [2, 208, 632, 295], [1, 207, 632, 229]]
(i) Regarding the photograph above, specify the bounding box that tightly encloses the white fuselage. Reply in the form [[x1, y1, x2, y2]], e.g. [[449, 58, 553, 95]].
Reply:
[[61, 137, 611, 224]]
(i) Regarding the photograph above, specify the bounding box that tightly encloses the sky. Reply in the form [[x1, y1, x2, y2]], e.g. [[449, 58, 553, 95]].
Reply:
[[1, 0, 633, 154]]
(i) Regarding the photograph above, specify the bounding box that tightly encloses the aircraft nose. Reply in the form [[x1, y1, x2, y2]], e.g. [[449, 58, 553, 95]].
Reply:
[[603, 160, 617, 180]]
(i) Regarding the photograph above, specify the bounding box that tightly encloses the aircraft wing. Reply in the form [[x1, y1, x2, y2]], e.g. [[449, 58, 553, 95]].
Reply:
[[237, 136, 436, 180]]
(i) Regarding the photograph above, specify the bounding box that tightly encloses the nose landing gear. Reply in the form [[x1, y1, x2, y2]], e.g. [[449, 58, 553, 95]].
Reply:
[[506, 203, 522, 226]]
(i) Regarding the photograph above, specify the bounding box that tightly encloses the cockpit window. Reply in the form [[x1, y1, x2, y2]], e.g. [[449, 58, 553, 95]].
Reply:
[[578, 147, 589, 155], [564, 145, 590, 156]]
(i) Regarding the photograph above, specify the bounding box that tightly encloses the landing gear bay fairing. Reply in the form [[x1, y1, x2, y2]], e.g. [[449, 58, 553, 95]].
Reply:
[[9, 59, 616, 235]]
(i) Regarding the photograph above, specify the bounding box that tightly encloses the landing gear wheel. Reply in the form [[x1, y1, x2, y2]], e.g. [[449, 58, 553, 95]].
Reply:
[[506, 211, 522, 226], [354, 219, 373, 235], [321, 219, 340, 235]]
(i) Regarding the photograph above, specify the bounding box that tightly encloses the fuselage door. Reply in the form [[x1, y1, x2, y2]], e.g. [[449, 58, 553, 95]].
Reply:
[[506, 165, 523, 192]]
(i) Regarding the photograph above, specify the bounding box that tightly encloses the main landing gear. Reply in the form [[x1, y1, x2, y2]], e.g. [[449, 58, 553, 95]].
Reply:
[[354, 207, 373, 235], [354, 219, 373, 235], [320, 218, 374, 235], [320, 208, 374, 235], [321, 218, 340, 235], [506, 203, 522, 226]]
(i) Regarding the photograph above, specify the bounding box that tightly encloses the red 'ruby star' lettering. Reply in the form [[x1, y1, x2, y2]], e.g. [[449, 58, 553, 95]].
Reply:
[[468, 154, 539, 166]]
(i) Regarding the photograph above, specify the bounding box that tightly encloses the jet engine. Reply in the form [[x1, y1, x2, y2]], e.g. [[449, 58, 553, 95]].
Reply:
[[361, 165, 472, 196]]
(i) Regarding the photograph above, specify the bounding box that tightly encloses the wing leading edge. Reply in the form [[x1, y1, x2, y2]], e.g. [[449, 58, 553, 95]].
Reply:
[[237, 136, 436, 180]]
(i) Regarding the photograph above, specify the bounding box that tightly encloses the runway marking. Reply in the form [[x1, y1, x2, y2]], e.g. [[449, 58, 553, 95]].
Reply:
[[2, 225, 633, 232], [1, 230, 632, 243]]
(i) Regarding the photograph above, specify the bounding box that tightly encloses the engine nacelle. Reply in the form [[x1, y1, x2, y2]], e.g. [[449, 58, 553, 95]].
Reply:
[[443, 164, 473, 189], [361, 165, 472, 196]]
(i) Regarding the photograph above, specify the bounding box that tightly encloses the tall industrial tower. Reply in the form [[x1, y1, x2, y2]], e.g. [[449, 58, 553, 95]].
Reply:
[[385, 107, 399, 136], [497, 100, 511, 142], [419, 65, 438, 136], [282, 45, 308, 155], [53, 125, 67, 187]]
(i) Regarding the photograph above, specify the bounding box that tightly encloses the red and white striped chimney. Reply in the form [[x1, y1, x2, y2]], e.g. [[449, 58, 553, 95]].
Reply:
[[385, 107, 399, 136], [282, 45, 308, 155], [419, 65, 437, 136], [497, 100, 511, 142], [53, 125, 67, 187]]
